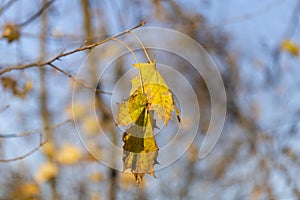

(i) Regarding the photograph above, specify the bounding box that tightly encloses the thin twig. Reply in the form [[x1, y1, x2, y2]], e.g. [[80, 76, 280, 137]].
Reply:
[[48, 63, 112, 95], [0, 119, 72, 162], [18, 0, 55, 27], [0, 0, 19, 15], [0, 119, 72, 138], [0, 104, 9, 113], [0, 21, 146, 76], [0, 140, 47, 162]]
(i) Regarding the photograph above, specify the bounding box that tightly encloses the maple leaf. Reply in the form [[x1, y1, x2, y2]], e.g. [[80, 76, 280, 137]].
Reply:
[[116, 60, 180, 184], [131, 61, 179, 125]]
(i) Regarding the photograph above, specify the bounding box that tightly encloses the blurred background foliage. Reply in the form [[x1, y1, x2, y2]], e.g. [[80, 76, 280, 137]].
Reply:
[[0, 0, 300, 199]]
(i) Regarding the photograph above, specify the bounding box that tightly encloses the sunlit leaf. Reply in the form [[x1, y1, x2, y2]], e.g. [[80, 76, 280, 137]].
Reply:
[[131, 61, 180, 124], [116, 60, 180, 184], [116, 92, 148, 127], [131, 61, 168, 93]]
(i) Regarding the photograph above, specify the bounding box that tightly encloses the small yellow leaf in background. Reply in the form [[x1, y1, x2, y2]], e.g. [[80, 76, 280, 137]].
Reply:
[[20, 182, 39, 197], [2, 23, 20, 43], [0, 76, 33, 98], [56, 144, 82, 165], [281, 39, 299, 56], [187, 144, 198, 162], [24, 81, 33, 93], [83, 116, 99, 135], [65, 102, 86, 119], [88, 172, 105, 182], [43, 142, 56, 157], [82, 141, 103, 161], [89, 192, 102, 200], [35, 162, 58, 183], [251, 184, 262, 200]]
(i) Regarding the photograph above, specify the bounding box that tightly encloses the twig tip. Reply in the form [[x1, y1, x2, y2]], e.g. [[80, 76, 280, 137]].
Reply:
[[141, 20, 147, 26]]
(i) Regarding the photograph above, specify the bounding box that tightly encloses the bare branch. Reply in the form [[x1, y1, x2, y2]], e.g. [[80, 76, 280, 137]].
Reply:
[[0, 0, 19, 16], [0, 119, 72, 162], [0, 21, 146, 76], [48, 63, 112, 95], [0, 104, 9, 113], [0, 140, 47, 162], [0, 119, 72, 138]]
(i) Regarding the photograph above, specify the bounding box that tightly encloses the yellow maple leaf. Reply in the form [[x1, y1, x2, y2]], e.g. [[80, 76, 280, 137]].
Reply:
[[116, 60, 180, 184], [281, 39, 299, 56], [131, 61, 179, 125], [56, 144, 82, 165], [131, 61, 168, 93], [144, 84, 173, 125]]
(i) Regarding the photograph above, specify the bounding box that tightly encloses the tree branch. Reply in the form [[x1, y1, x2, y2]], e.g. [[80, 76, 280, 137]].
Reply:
[[0, 119, 71, 162], [0, 140, 47, 162], [48, 63, 112, 95], [0, 0, 19, 16], [0, 21, 146, 76], [0, 119, 71, 138]]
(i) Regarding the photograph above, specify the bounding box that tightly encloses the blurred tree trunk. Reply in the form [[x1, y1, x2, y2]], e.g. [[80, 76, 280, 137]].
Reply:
[[39, 0, 58, 199], [80, 0, 118, 199]]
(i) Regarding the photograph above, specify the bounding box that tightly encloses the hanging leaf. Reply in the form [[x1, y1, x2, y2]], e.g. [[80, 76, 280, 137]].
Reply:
[[116, 60, 180, 184]]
